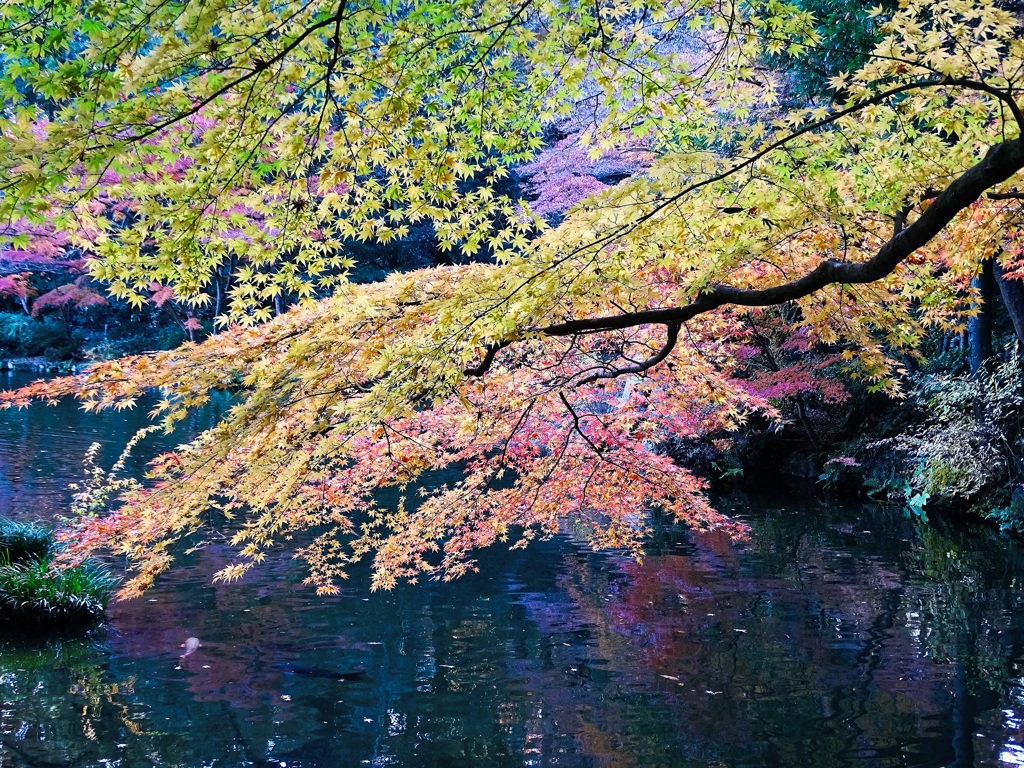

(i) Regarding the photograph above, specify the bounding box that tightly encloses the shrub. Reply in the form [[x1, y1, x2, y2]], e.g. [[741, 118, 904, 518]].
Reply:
[[826, 353, 1024, 520], [0, 557, 119, 627], [0, 519, 119, 628], [0, 314, 83, 359], [0, 518, 54, 562], [0, 312, 31, 349], [84, 323, 187, 359], [988, 486, 1024, 532], [894, 355, 1024, 507]]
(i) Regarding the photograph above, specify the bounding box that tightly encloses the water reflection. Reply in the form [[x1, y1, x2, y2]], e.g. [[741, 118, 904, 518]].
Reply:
[[3, 374, 1024, 765], [0, 369, 229, 521]]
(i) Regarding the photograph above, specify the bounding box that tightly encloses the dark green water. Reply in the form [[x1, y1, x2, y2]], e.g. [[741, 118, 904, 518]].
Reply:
[[2, 371, 1024, 767]]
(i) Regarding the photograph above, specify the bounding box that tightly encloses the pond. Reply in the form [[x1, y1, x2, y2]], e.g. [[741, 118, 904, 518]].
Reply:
[[2, 370, 1024, 767]]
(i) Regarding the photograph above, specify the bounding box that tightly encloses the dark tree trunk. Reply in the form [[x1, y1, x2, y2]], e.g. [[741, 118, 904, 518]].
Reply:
[[60, 305, 73, 338], [968, 258, 994, 375], [793, 395, 820, 447], [996, 260, 1024, 345]]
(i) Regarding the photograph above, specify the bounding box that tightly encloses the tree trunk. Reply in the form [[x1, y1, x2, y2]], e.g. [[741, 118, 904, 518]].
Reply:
[[213, 256, 236, 320], [60, 306, 73, 337], [996, 260, 1024, 345], [213, 266, 225, 319], [968, 258, 994, 375], [793, 395, 820, 447]]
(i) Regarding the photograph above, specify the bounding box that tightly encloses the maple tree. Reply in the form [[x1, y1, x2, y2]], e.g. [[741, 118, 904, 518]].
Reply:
[[0, 273, 37, 315], [2, 0, 1024, 596], [30, 275, 107, 335], [0, 217, 86, 316], [0, 218, 85, 278]]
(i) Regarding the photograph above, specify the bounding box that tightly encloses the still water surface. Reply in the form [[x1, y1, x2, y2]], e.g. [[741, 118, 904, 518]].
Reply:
[[2, 370, 1024, 766]]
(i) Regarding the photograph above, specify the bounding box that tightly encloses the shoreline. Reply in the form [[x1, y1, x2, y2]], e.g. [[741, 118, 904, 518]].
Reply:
[[0, 356, 81, 374]]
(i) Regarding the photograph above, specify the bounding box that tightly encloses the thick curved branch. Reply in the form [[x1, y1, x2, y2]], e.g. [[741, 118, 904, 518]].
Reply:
[[544, 139, 1024, 334], [465, 137, 1024, 377], [463, 338, 512, 376], [574, 322, 681, 385], [462, 80, 1022, 379]]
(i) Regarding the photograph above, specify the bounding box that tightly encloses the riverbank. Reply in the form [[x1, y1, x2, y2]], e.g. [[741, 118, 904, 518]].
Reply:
[[668, 352, 1024, 535], [0, 356, 81, 374]]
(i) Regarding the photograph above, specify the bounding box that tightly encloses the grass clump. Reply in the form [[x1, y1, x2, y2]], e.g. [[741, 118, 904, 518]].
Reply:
[[0, 518, 54, 562], [0, 518, 119, 628]]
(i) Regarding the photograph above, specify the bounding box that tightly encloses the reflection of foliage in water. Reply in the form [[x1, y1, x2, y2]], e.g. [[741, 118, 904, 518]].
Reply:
[[5, 484, 1024, 765], [907, 523, 1024, 692], [747, 498, 1024, 695], [0, 635, 145, 764], [547, 494, 1024, 766]]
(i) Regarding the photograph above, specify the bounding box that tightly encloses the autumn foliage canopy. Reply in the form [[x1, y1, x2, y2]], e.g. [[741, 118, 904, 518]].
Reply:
[[2, 0, 1024, 595]]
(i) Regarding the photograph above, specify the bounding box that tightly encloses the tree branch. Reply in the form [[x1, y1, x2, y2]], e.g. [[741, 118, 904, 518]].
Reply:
[[465, 137, 1024, 376], [575, 322, 680, 385]]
